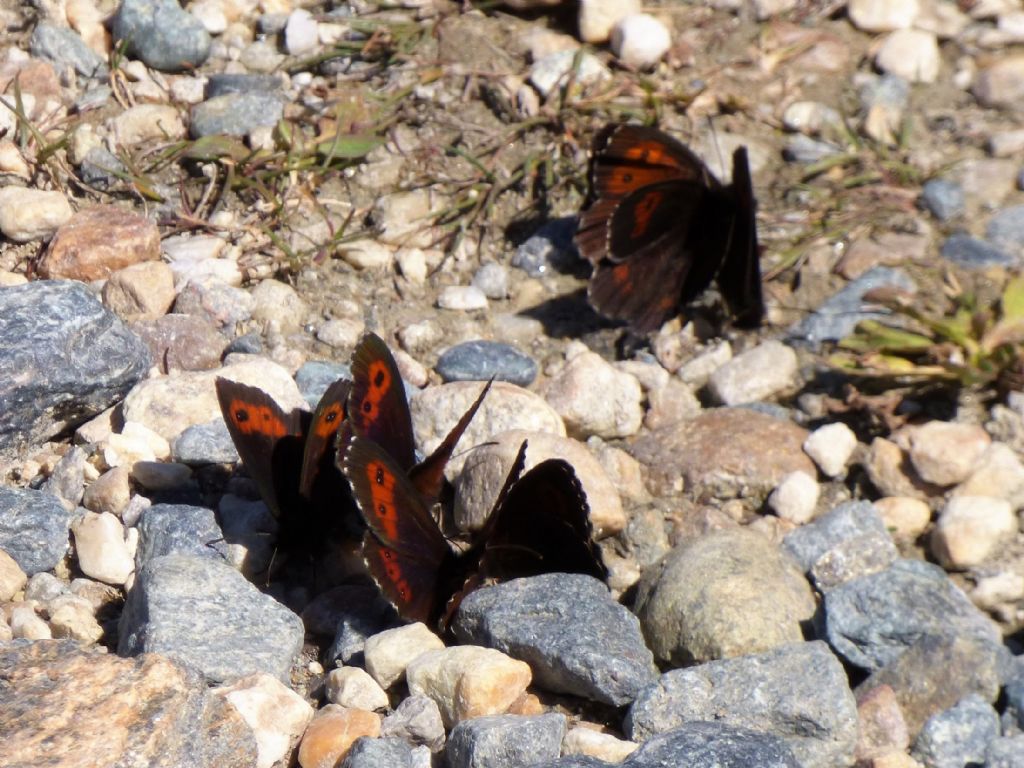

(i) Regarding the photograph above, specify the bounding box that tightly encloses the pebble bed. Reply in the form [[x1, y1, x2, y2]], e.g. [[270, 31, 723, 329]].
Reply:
[[4, 0, 1024, 767]]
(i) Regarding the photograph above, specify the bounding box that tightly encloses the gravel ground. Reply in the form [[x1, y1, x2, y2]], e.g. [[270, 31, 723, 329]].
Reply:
[[5, 0, 1024, 767]]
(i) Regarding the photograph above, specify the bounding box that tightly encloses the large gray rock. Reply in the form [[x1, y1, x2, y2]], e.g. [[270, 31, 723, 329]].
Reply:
[[912, 694, 999, 768], [823, 558, 1001, 671], [452, 574, 656, 706], [134, 504, 226, 570], [623, 722, 800, 768], [634, 528, 815, 665], [118, 554, 303, 683], [110, 0, 211, 72], [445, 713, 566, 768], [0, 281, 150, 461], [0, 488, 70, 575], [626, 641, 857, 768]]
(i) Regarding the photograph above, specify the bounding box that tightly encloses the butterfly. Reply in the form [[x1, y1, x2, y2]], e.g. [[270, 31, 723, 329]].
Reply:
[[575, 123, 764, 333], [340, 436, 608, 630], [215, 332, 490, 557]]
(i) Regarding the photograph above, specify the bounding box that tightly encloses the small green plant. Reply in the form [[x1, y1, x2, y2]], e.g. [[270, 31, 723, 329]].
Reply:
[[830, 272, 1024, 389]]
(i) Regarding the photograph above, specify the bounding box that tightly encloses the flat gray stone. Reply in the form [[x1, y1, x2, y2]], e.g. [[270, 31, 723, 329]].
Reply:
[[29, 23, 108, 79], [118, 554, 303, 683], [190, 92, 285, 138], [446, 713, 566, 768], [622, 722, 801, 768], [111, 0, 211, 72], [0, 488, 70, 575], [0, 281, 150, 461], [452, 574, 657, 706], [912, 693, 999, 768], [135, 504, 227, 570], [782, 500, 894, 573], [626, 641, 857, 768]]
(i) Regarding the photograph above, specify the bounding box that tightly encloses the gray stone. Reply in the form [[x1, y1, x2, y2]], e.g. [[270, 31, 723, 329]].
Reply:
[[135, 504, 226, 569], [0, 488, 70, 576], [24, 572, 70, 602], [625, 641, 857, 768], [205, 73, 285, 98], [118, 554, 304, 683], [824, 558, 1001, 672], [472, 263, 509, 299], [436, 341, 538, 387], [171, 419, 238, 465], [858, 73, 909, 112], [452, 574, 657, 706], [190, 92, 285, 138], [782, 500, 893, 573], [940, 233, 1019, 269], [0, 281, 150, 461], [782, 135, 843, 164], [622, 722, 801, 768], [986, 735, 1024, 767], [536, 759, 614, 768], [912, 694, 999, 768], [223, 332, 263, 356], [29, 23, 108, 79], [79, 147, 126, 190], [633, 529, 815, 665], [986, 204, 1024, 257], [110, 0, 211, 72], [296, 360, 351, 408], [42, 445, 89, 506], [445, 713, 566, 768], [341, 737, 421, 768], [380, 695, 445, 752], [787, 267, 916, 346], [920, 179, 965, 221], [513, 217, 577, 277], [174, 282, 254, 331], [325, 584, 400, 666]]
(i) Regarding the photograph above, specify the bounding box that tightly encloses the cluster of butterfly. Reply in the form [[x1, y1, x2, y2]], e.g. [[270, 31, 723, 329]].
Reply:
[[216, 333, 607, 631]]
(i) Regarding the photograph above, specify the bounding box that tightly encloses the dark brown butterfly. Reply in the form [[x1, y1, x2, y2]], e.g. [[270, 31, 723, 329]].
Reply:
[[575, 124, 764, 332], [340, 437, 608, 630]]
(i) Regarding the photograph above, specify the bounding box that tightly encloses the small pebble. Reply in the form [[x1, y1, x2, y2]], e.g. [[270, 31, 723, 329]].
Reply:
[[931, 495, 1016, 569], [848, 0, 920, 32], [111, 0, 212, 72], [908, 421, 990, 486], [873, 497, 932, 539], [363, 623, 445, 690], [71, 511, 134, 586], [707, 340, 798, 406], [0, 187, 72, 243], [875, 30, 939, 84], [803, 422, 857, 478], [325, 667, 390, 711], [437, 285, 488, 311], [284, 8, 318, 55], [190, 92, 285, 138], [436, 341, 537, 386], [920, 179, 965, 221], [577, 0, 641, 43], [769, 471, 821, 524], [940, 234, 1018, 269], [544, 351, 643, 439], [471, 263, 509, 299], [610, 14, 671, 70]]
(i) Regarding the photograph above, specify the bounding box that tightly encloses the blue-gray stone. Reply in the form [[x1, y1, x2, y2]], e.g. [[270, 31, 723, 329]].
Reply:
[[223, 332, 263, 356], [824, 558, 1002, 672], [535, 759, 614, 768], [217, 494, 276, 578], [622, 723, 800, 768], [472, 263, 509, 299], [782, 135, 843, 164], [380, 695, 445, 752], [190, 92, 285, 138], [445, 713, 566, 768], [986, 735, 1024, 767], [29, 23, 108, 79], [24, 572, 70, 602], [436, 341, 537, 386], [920, 179, 965, 221], [782, 500, 893, 573], [205, 73, 285, 99], [296, 360, 351, 407], [325, 585, 400, 666], [42, 446, 89, 507], [74, 85, 112, 112], [172, 418, 238, 465], [1004, 663, 1024, 733], [986, 204, 1024, 257], [912, 694, 999, 768], [118, 554, 304, 683], [859, 74, 909, 112], [452, 573, 657, 707], [513, 217, 577, 276], [787, 266, 917, 346], [135, 504, 226, 570], [0, 281, 150, 461], [625, 641, 856, 768], [79, 147, 126, 189], [0, 488, 70, 575], [940, 233, 1019, 269], [110, 0, 211, 72], [341, 738, 422, 768]]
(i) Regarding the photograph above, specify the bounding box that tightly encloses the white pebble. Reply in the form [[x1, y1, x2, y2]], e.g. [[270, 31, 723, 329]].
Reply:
[[285, 9, 319, 55], [931, 496, 1016, 569], [610, 14, 671, 70], [544, 351, 643, 439], [875, 29, 940, 84], [71, 511, 134, 586], [0, 187, 72, 242], [340, 239, 394, 270], [908, 421, 990, 486], [317, 318, 365, 349], [803, 422, 858, 478], [707, 340, 797, 405], [578, 0, 641, 43], [768, 471, 820, 524], [437, 285, 488, 311], [848, 0, 920, 32], [325, 667, 390, 711], [396, 247, 428, 283]]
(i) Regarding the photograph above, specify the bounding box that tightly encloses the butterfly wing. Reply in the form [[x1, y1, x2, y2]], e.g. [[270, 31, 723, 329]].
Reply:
[[715, 146, 765, 328], [341, 433, 451, 625], [215, 378, 307, 519], [479, 446, 607, 582], [299, 377, 352, 499], [576, 124, 711, 267], [348, 332, 417, 472], [408, 379, 492, 507]]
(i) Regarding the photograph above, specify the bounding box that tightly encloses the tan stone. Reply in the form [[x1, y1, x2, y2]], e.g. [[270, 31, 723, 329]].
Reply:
[[38, 205, 160, 281], [214, 673, 314, 768], [0, 548, 27, 601], [102, 261, 176, 321], [297, 706, 380, 768]]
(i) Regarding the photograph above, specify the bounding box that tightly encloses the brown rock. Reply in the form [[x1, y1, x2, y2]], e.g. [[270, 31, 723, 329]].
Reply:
[[131, 314, 227, 372], [0, 640, 257, 767], [856, 684, 910, 762], [0, 59, 61, 105], [297, 705, 381, 768], [630, 408, 815, 500], [38, 205, 160, 281]]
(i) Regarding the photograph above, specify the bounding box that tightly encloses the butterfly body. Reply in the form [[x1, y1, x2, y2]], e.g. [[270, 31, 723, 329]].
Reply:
[[576, 124, 764, 332]]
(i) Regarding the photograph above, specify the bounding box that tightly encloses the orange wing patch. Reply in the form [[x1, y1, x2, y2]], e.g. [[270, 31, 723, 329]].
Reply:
[[630, 190, 663, 239], [312, 402, 344, 438], [360, 360, 392, 422], [365, 458, 400, 540], [373, 546, 413, 606], [228, 400, 289, 438]]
